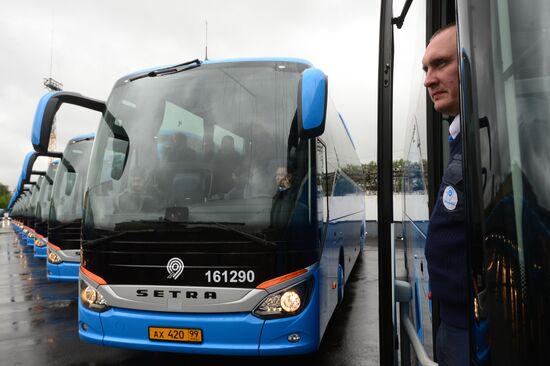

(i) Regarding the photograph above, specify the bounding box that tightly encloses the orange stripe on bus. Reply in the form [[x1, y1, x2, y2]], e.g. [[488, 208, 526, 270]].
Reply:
[[80, 266, 107, 285], [48, 243, 61, 251], [256, 268, 308, 289]]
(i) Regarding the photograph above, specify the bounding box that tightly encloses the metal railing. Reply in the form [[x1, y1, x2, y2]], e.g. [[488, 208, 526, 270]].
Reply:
[[395, 279, 438, 366]]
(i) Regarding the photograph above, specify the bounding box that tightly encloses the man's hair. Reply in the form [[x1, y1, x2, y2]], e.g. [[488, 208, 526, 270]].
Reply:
[[429, 22, 456, 42]]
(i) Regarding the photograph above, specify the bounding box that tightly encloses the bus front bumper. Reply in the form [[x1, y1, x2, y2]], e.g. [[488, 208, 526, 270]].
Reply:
[[34, 245, 47, 258], [47, 261, 79, 282], [78, 287, 320, 356]]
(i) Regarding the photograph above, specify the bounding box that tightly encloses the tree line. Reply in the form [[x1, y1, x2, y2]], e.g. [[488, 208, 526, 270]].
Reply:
[[342, 159, 428, 194], [0, 183, 9, 209]]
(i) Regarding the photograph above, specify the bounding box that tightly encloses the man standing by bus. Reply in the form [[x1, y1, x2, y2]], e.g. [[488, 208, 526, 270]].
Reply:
[[422, 23, 468, 366]]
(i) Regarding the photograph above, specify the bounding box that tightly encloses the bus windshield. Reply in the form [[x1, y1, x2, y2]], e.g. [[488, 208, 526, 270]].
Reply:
[[84, 61, 314, 246], [30, 180, 42, 208], [33, 163, 57, 235], [50, 139, 94, 225], [37, 163, 57, 221]]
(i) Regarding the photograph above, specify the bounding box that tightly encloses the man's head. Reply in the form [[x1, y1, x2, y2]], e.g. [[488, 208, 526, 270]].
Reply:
[[275, 166, 291, 189], [221, 135, 235, 153], [128, 172, 145, 193], [422, 24, 460, 116]]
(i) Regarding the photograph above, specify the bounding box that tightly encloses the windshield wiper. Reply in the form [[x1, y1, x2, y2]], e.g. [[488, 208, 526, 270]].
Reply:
[[129, 59, 202, 82], [184, 221, 277, 249], [162, 220, 245, 226], [83, 229, 158, 247], [158, 219, 276, 248], [84, 220, 277, 249]]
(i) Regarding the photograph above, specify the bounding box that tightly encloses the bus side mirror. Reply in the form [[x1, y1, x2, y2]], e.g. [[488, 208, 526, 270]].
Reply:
[[20, 150, 59, 184], [32, 91, 105, 153], [298, 68, 328, 139], [20, 151, 39, 184], [15, 175, 23, 195]]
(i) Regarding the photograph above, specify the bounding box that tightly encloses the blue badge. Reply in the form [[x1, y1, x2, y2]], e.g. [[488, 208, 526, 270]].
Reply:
[[443, 185, 458, 211]]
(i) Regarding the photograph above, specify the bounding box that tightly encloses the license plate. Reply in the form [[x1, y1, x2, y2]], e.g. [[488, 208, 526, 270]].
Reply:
[[149, 327, 203, 343]]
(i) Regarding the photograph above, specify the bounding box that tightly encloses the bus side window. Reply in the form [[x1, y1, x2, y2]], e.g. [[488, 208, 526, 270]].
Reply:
[[110, 138, 129, 180]]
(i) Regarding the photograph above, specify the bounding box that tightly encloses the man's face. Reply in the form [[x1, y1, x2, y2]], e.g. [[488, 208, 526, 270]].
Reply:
[[129, 175, 144, 192], [275, 167, 290, 188], [422, 26, 460, 116]]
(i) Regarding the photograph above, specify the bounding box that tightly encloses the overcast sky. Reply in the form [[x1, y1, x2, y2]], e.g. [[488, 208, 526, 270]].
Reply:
[[0, 0, 428, 193]]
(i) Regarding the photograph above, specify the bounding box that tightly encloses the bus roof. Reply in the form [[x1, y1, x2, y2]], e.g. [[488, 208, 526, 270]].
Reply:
[[118, 57, 314, 83]]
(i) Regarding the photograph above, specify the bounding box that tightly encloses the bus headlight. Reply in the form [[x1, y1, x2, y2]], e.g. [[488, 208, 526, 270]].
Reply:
[[280, 291, 301, 312], [253, 277, 314, 319], [80, 280, 108, 312], [47, 248, 62, 264], [35, 238, 46, 247]]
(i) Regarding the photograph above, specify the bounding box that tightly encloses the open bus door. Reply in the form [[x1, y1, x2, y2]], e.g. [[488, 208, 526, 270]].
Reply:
[[378, 0, 455, 364], [383, 0, 550, 364], [458, 0, 550, 363]]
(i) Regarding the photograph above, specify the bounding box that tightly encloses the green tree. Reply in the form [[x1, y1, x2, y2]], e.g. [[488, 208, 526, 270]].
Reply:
[[392, 159, 405, 193], [339, 160, 428, 194], [342, 164, 366, 190], [0, 183, 11, 209], [362, 161, 377, 193]]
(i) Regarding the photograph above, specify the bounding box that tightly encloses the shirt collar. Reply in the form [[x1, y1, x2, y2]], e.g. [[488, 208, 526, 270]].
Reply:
[[449, 114, 460, 140]]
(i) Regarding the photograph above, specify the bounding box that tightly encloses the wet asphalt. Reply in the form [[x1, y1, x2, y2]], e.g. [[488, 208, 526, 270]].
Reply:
[[0, 220, 381, 366]]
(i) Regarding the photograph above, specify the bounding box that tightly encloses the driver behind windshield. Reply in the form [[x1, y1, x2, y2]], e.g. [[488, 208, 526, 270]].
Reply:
[[117, 169, 159, 213], [270, 164, 296, 230]]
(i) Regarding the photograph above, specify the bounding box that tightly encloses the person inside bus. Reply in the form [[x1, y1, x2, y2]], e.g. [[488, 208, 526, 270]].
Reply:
[[211, 135, 241, 196], [165, 133, 197, 162], [117, 169, 159, 213], [270, 164, 296, 230], [221, 165, 248, 200], [422, 23, 468, 366]]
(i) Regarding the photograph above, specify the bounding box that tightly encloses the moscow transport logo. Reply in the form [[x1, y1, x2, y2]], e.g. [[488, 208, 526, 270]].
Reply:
[[166, 257, 185, 280], [442, 185, 458, 211]]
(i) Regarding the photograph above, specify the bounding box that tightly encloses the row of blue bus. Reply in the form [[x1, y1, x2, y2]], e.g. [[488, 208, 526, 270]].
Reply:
[[10, 134, 94, 281], [6, 58, 367, 356]]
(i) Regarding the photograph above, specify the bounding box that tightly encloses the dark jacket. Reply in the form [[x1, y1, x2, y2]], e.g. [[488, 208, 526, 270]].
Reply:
[[425, 133, 468, 329]]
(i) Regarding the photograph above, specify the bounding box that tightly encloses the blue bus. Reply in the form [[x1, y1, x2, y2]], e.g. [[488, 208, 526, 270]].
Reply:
[[33, 58, 366, 355], [47, 134, 95, 281], [10, 191, 29, 238], [32, 161, 59, 258], [10, 152, 47, 247], [11, 153, 36, 230], [15, 92, 100, 271], [27, 177, 46, 248]]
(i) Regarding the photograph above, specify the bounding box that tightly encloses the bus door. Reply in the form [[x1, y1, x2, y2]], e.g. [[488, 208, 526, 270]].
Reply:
[[458, 0, 550, 363], [379, 0, 456, 364], [316, 138, 329, 243]]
